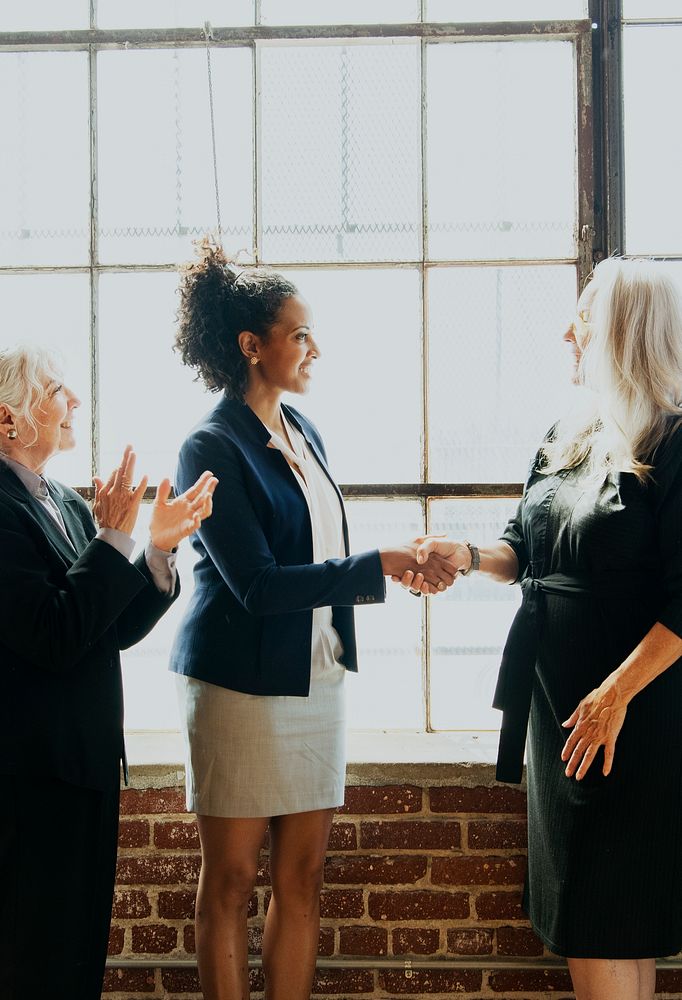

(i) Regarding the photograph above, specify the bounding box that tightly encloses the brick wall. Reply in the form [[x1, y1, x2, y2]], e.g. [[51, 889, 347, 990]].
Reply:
[[103, 763, 682, 1000]]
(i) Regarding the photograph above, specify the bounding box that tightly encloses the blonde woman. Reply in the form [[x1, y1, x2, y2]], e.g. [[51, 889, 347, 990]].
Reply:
[[408, 258, 682, 1000]]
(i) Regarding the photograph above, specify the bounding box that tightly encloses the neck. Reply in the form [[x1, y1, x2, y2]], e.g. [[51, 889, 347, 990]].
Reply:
[[243, 383, 285, 435], [0, 447, 46, 475]]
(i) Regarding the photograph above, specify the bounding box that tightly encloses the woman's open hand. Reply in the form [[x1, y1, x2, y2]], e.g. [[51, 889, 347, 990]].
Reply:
[[561, 677, 628, 780], [149, 471, 218, 552], [93, 445, 148, 536]]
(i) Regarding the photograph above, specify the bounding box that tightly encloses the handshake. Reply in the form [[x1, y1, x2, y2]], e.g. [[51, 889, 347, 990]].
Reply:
[[379, 537, 474, 596]]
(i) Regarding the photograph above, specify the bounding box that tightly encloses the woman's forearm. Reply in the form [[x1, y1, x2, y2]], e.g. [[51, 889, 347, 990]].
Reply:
[[478, 541, 519, 584], [609, 621, 682, 706]]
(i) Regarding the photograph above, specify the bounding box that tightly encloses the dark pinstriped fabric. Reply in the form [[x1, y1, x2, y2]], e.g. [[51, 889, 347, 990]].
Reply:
[[500, 426, 682, 958]]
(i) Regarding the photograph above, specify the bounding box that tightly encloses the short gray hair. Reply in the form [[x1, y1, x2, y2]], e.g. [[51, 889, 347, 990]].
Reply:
[[0, 345, 64, 449]]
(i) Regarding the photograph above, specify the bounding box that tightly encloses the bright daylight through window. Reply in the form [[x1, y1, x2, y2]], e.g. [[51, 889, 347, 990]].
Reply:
[[1, 1, 679, 738]]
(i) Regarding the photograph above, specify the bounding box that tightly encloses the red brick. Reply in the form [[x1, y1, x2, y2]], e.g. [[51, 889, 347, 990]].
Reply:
[[248, 924, 263, 954], [489, 969, 572, 991], [318, 927, 335, 956], [112, 888, 152, 919], [153, 820, 200, 850], [475, 891, 525, 920], [312, 968, 374, 994], [431, 855, 526, 886], [657, 970, 682, 992], [339, 785, 422, 814], [107, 926, 124, 955], [118, 819, 150, 848], [392, 927, 440, 954], [430, 785, 526, 815], [379, 969, 482, 993], [328, 821, 358, 851], [158, 889, 196, 919], [120, 787, 187, 815], [339, 925, 388, 955], [132, 923, 178, 954], [497, 924, 544, 956], [102, 968, 156, 992], [116, 855, 201, 885], [161, 966, 263, 992], [447, 927, 494, 954], [324, 855, 426, 885], [468, 820, 528, 850], [320, 889, 365, 918], [360, 820, 460, 850], [183, 924, 195, 953], [368, 890, 469, 921]]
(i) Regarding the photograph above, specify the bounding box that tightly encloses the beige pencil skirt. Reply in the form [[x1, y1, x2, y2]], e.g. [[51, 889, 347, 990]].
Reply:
[[175, 662, 347, 818]]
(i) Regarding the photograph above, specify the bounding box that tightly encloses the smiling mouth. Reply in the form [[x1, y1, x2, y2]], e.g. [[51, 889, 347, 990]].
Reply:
[[300, 366, 313, 376], [60, 422, 73, 429]]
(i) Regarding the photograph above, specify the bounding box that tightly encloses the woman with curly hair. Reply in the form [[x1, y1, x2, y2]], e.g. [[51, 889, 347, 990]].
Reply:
[[171, 242, 455, 1000]]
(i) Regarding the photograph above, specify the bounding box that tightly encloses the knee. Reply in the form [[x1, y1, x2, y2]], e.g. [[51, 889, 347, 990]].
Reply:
[[197, 861, 258, 916], [271, 855, 326, 903]]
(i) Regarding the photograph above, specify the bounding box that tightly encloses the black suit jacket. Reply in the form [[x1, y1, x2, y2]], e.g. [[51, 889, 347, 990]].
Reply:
[[0, 464, 179, 790], [170, 398, 385, 696]]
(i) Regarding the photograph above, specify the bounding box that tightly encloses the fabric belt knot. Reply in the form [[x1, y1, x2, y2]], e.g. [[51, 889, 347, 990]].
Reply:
[[493, 572, 592, 784]]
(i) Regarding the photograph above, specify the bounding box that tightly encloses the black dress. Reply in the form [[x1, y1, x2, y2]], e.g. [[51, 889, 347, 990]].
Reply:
[[498, 426, 682, 958]]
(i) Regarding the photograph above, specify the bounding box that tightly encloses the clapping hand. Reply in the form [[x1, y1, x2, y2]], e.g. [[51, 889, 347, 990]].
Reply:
[[93, 445, 148, 535], [149, 471, 218, 552]]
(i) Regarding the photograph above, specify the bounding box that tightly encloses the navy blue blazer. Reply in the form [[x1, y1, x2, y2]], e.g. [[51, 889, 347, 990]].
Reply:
[[170, 397, 385, 696]]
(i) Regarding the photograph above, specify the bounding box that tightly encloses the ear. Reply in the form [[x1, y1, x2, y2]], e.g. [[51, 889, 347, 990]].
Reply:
[[0, 404, 15, 433], [237, 330, 261, 363]]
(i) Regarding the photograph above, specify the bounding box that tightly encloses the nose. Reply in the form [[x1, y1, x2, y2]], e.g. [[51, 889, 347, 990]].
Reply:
[[308, 335, 321, 359], [65, 385, 81, 410]]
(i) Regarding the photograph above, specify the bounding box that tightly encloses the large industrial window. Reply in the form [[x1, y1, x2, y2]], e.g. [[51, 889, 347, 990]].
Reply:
[[2, 2, 651, 739]]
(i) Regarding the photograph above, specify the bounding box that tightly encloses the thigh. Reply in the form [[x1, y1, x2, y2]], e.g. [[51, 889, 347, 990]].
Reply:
[[196, 815, 270, 884], [0, 773, 120, 1000], [269, 809, 335, 886]]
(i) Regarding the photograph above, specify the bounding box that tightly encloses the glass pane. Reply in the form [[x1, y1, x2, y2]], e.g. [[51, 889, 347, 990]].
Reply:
[[98, 49, 253, 265], [624, 1, 682, 16], [261, 43, 421, 263], [261, 0, 419, 24], [427, 41, 577, 260], [0, 0, 88, 30], [98, 1, 253, 28], [427, 0, 586, 19], [122, 502, 199, 730], [0, 54, 89, 266], [0, 274, 91, 485], [282, 268, 421, 483], [98, 273, 215, 484], [429, 498, 521, 730], [624, 26, 682, 255], [345, 500, 424, 729], [428, 265, 577, 482]]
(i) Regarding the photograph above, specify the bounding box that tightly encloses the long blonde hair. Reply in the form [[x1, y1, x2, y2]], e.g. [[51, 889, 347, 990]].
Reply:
[[0, 345, 64, 449], [541, 258, 682, 481]]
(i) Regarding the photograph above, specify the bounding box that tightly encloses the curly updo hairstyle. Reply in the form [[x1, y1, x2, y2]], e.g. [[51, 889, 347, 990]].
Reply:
[[175, 240, 298, 400]]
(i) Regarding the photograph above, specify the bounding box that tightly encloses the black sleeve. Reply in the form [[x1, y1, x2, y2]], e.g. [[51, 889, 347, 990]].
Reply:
[[653, 425, 682, 638], [114, 552, 180, 650]]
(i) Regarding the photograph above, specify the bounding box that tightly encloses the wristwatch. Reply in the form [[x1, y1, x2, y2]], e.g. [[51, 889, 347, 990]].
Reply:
[[459, 540, 480, 575]]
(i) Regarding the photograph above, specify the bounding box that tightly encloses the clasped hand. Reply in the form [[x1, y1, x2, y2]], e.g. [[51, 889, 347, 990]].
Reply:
[[93, 445, 218, 550], [388, 536, 472, 596]]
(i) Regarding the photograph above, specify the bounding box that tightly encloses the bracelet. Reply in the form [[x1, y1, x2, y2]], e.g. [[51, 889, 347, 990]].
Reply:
[[459, 541, 480, 575]]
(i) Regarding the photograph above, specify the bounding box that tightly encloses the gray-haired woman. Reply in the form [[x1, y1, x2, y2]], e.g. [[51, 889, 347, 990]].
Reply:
[[0, 345, 217, 1000]]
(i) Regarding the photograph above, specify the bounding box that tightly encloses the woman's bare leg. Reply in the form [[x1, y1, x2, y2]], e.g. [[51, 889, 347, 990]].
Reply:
[[195, 815, 270, 1000], [567, 957, 656, 1000], [261, 808, 335, 1000]]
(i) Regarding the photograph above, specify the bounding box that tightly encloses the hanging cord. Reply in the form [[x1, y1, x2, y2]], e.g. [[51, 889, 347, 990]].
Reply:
[[203, 21, 222, 241]]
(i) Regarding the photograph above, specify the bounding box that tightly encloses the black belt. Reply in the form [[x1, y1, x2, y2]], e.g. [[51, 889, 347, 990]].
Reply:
[[493, 572, 595, 784]]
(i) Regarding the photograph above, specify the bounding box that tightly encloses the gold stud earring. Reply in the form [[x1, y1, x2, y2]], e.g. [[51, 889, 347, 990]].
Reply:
[[7, 429, 17, 439], [250, 357, 260, 366]]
